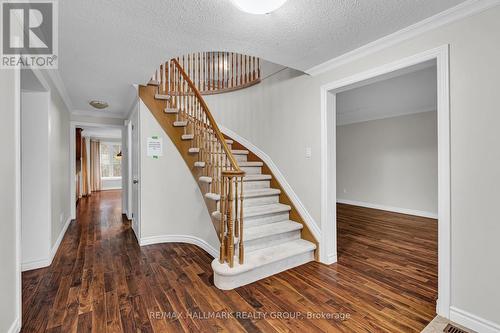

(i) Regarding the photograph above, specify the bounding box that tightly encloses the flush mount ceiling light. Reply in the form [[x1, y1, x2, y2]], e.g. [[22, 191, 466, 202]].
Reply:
[[89, 100, 109, 109], [231, 0, 288, 14]]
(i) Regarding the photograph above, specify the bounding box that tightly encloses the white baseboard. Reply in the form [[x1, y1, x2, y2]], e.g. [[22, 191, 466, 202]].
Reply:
[[220, 126, 321, 241], [450, 307, 500, 333], [101, 186, 123, 191], [7, 317, 20, 333], [337, 199, 438, 219], [325, 254, 337, 265], [21, 257, 51, 271], [50, 217, 73, 261], [140, 235, 218, 258], [21, 217, 72, 272]]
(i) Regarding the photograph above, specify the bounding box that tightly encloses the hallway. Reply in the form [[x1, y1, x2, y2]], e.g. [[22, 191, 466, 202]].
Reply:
[[22, 191, 437, 332]]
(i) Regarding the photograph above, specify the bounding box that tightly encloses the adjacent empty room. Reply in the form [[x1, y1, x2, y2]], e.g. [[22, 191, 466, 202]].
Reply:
[[335, 60, 439, 321]]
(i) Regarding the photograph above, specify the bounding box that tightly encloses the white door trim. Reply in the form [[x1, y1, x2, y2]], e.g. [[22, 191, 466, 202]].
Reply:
[[126, 120, 133, 220], [320, 44, 451, 318], [14, 67, 23, 333]]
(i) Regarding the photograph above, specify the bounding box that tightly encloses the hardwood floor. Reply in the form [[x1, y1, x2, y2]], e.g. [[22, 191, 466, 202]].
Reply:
[[22, 192, 437, 332]]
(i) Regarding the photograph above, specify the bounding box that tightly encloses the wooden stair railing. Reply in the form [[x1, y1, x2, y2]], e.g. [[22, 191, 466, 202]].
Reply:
[[150, 58, 245, 267], [150, 52, 261, 96]]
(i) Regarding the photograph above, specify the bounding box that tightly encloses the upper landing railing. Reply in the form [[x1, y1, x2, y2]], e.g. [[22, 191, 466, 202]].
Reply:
[[151, 52, 261, 96]]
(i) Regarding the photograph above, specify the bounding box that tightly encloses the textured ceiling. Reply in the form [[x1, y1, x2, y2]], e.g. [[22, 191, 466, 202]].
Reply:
[[58, 0, 466, 118]]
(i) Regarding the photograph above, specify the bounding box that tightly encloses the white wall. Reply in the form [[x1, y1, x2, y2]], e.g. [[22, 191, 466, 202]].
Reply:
[[336, 111, 437, 216], [49, 89, 72, 248], [19, 69, 72, 271], [204, 6, 500, 328], [137, 101, 219, 251], [0, 70, 21, 333], [205, 67, 322, 226], [21, 92, 51, 268]]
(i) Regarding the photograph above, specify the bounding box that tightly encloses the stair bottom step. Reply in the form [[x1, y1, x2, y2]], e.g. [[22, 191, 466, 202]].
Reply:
[[212, 239, 315, 290], [245, 230, 301, 253]]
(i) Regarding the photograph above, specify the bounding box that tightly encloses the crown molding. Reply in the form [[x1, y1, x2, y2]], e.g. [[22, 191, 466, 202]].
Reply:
[[29, 68, 74, 112], [306, 0, 500, 76], [45, 69, 74, 111]]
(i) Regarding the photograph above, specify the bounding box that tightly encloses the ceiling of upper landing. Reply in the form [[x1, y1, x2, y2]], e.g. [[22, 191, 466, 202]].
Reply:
[[337, 61, 437, 125], [58, 0, 467, 118]]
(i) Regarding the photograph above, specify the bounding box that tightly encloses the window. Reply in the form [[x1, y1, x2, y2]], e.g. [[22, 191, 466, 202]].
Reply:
[[100, 142, 121, 178]]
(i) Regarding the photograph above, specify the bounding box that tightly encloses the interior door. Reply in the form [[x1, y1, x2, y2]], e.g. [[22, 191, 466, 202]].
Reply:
[[131, 109, 140, 239]]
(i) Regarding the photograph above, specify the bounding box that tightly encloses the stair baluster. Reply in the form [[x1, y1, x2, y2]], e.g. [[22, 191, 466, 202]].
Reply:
[[152, 58, 246, 267], [144, 52, 317, 287]]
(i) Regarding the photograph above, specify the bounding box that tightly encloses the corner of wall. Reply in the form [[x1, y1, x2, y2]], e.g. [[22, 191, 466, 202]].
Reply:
[[139, 235, 218, 258], [7, 317, 21, 333], [21, 216, 72, 272], [50, 217, 73, 262], [136, 99, 220, 255]]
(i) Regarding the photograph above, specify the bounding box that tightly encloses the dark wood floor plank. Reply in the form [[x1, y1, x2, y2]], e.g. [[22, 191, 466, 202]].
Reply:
[[22, 192, 437, 333], [76, 312, 92, 333], [105, 290, 123, 333]]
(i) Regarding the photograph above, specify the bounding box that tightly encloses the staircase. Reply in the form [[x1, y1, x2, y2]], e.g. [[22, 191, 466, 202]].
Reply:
[[139, 54, 317, 290]]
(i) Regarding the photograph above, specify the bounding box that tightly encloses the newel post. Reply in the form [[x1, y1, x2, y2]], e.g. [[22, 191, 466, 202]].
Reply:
[[222, 170, 245, 267]]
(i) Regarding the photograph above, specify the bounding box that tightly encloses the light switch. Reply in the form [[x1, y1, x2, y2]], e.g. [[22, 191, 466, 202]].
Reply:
[[305, 147, 312, 158]]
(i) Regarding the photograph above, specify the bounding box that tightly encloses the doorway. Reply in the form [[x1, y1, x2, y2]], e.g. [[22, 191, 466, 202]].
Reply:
[[70, 122, 126, 220], [320, 45, 450, 317]]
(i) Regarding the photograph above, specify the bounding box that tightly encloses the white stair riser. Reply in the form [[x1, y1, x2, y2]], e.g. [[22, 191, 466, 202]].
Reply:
[[244, 195, 280, 208], [215, 194, 279, 211], [243, 180, 270, 190], [241, 166, 262, 175], [155, 94, 171, 100], [245, 212, 290, 227], [213, 250, 314, 290], [234, 154, 248, 162], [245, 230, 301, 253]]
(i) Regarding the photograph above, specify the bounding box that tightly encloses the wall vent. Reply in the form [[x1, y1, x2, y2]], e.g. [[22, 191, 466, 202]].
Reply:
[[443, 323, 472, 333]]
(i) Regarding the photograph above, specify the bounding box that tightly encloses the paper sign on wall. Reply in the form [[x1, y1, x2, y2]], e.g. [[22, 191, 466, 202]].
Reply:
[[147, 136, 163, 159]]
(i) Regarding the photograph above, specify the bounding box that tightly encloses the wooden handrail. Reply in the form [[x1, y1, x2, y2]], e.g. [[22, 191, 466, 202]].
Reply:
[[171, 59, 243, 174], [152, 52, 261, 96], [151, 56, 247, 267]]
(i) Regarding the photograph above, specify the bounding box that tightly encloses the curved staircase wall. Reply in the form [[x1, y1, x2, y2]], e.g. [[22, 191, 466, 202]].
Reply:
[[137, 100, 219, 254], [203, 68, 321, 231], [138, 72, 318, 288]]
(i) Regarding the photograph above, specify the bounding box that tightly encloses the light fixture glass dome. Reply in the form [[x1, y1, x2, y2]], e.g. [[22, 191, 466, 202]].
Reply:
[[231, 0, 288, 14]]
